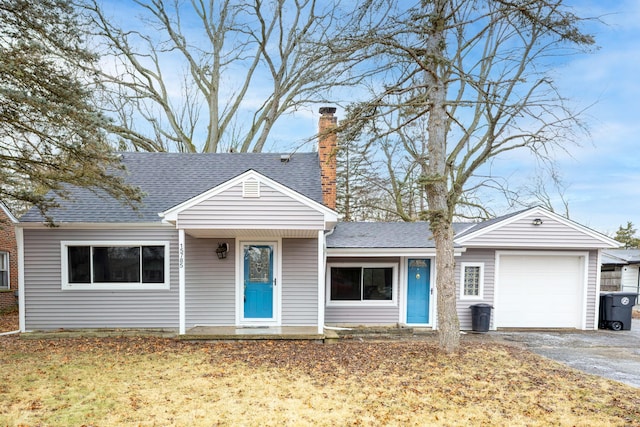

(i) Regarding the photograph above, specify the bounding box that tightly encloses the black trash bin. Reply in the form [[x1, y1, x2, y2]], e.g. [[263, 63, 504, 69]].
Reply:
[[470, 303, 493, 332], [599, 292, 638, 331]]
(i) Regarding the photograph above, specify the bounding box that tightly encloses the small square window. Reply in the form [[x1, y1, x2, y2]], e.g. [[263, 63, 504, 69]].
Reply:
[[461, 263, 484, 299]]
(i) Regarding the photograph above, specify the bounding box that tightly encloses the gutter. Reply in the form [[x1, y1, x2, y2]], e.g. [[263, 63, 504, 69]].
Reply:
[[0, 330, 20, 336]]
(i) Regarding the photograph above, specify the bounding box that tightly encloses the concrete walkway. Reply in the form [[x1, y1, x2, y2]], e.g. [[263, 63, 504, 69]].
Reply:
[[494, 319, 640, 388]]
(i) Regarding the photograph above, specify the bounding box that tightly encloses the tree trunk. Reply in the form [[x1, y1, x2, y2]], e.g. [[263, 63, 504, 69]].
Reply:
[[423, 0, 460, 353]]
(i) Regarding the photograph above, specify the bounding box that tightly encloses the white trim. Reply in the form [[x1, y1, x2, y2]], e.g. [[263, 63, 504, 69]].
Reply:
[[0, 251, 9, 290], [0, 201, 17, 223], [60, 240, 171, 291], [16, 227, 25, 332], [594, 250, 602, 330], [402, 257, 434, 327], [493, 250, 589, 330], [160, 170, 338, 224], [179, 230, 186, 335], [460, 262, 485, 300], [455, 206, 620, 249], [16, 222, 174, 230], [327, 248, 465, 257], [318, 230, 325, 334], [236, 239, 281, 326], [326, 262, 398, 307]]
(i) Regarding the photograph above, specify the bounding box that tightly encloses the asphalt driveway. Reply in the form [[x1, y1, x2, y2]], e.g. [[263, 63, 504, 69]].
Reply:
[[494, 319, 640, 388]]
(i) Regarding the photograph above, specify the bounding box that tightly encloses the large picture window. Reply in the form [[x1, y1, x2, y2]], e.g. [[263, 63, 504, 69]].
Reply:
[[328, 263, 397, 305], [62, 241, 170, 290]]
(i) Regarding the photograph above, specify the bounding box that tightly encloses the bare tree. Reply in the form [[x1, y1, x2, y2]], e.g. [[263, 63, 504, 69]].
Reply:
[[0, 0, 141, 220], [336, 0, 595, 352], [83, 0, 364, 153]]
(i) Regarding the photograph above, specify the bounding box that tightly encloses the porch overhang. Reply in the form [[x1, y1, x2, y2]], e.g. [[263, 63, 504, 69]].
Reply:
[[177, 227, 328, 239]]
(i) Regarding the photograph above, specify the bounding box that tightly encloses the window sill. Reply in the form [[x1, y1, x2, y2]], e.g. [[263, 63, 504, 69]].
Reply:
[[327, 301, 397, 308], [62, 283, 170, 291]]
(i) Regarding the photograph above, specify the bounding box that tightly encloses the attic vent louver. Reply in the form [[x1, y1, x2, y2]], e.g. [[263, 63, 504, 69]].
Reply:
[[243, 178, 260, 198]]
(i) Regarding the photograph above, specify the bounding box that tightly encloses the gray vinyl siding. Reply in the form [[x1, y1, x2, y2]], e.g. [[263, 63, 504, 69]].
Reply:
[[281, 238, 318, 325], [23, 227, 179, 330], [324, 257, 401, 325], [461, 212, 610, 248], [455, 249, 496, 330], [586, 250, 598, 328], [185, 236, 236, 327], [177, 182, 325, 230]]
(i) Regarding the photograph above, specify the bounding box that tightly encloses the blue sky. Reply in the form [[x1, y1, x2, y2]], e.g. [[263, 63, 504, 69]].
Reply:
[[104, 0, 639, 235], [275, 1, 640, 235]]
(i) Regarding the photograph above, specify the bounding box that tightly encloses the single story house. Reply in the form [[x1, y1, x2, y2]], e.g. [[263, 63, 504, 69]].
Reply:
[[16, 109, 620, 334], [0, 201, 18, 311], [600, 249, 640, 294]]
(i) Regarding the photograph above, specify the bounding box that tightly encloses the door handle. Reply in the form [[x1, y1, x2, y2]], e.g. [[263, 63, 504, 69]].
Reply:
[[274, 278, 277, 287]]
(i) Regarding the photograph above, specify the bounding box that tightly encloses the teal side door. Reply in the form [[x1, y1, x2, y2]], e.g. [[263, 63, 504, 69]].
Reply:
[[243, 245, 274, 319], [407, 259, 430, 324]]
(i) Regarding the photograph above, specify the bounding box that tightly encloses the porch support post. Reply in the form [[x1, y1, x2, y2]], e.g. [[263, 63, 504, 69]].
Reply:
[[317, 230, 325, 334], [178, 229, 186, 335], [16, 227, 25, 332]]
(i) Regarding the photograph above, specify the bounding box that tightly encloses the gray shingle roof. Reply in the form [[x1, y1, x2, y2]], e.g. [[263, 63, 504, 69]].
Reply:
[[602, 249, 640, 265], [326, 222, 473, 249], [20, 152, 323, 223]]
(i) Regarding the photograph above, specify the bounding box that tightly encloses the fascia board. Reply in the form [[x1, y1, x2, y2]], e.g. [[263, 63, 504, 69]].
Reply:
[[0, 202, 18, 223], [16, 222, 172, 230], [327, 247, 466, 257]]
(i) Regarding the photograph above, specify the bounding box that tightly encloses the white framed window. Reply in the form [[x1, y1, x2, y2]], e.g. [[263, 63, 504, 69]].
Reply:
[[61, 241, 170, 290], [460, 262, 484, 299], [0, 251, 8, 289], [327, 263, 397, 306]]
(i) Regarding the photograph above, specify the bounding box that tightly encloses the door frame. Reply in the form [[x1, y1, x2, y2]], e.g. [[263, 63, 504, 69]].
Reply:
[[402, 257, 434, 326], [236, 239, 281, 326]]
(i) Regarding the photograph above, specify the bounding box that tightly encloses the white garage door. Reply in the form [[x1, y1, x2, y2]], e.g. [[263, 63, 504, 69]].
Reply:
[[496, 254, 585, 328]]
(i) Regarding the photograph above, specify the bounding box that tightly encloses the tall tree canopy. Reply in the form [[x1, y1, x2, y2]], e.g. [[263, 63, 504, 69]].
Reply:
[[614, 222, 640, 249], [84, 0, 363, 153], [335, 0, 595, 352], [0, 0, 140, 219]]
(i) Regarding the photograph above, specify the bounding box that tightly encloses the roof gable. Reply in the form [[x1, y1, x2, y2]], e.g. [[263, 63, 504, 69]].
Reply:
[[160, 169, 337, 225], [455, 206, 620, 249]]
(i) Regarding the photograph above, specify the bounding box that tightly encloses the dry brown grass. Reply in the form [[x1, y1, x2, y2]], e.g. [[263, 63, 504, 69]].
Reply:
[[1, 336, 639, 426]]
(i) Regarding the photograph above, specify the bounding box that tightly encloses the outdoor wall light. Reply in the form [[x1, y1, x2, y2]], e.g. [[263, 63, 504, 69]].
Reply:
[[216, 242, 229, 259], [532, 218, 543, 226]]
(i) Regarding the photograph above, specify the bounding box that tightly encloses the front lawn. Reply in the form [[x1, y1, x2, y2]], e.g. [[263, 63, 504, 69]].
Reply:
[[1, 336, 639, 426]]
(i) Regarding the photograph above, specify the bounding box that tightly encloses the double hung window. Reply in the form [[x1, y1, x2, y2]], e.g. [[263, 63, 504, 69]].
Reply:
[[0, 252, 8, 289]]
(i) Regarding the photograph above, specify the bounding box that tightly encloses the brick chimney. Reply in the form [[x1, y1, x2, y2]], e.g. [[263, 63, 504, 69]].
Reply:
[[318, 107, 337, 209]]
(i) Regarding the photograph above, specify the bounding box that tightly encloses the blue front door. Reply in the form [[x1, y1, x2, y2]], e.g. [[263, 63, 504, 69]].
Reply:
[[243, 245, 274, 319], [407, 259, 430, 324]]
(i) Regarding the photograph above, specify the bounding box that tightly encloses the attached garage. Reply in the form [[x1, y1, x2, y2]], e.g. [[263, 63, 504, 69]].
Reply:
[[495, 252, 587, 329]]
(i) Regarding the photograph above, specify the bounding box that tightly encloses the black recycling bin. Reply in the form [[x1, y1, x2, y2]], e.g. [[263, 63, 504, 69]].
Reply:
[[599, 292, 638, 331], [470, 303, 493, 332]]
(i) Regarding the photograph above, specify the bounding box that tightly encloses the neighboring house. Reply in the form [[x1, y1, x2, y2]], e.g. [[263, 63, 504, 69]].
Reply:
[[16, 109, 620, 333], [0, 201, 18, 311], [600, 249, 640, 294]]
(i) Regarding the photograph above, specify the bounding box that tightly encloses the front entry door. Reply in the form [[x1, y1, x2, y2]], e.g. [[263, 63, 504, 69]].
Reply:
[[407, 259, 430, 324], [243, 244, 275, 319]]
